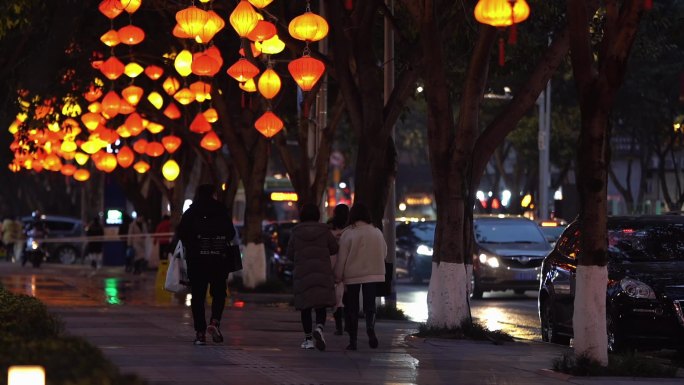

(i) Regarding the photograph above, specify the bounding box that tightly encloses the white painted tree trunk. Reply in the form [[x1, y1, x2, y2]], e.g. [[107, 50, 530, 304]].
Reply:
[[426, 261, 470, 328], [572, 265, 608, 365], [241, 242, 266, 289]]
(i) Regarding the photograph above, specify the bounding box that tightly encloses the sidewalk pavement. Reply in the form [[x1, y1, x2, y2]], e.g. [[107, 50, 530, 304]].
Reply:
[[1, 262, 683, 385]]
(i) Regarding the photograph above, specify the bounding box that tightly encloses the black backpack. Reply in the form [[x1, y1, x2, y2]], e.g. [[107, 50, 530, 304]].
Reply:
[[193, 212, 231, 257]]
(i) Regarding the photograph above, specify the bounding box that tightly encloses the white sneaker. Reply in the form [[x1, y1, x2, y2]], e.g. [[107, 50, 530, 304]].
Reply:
[[300, 339, 315, 349], [313, 325, 326, 351]]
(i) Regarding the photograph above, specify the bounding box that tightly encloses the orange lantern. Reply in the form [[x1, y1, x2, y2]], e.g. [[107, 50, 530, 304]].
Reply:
[[254, 110, 283, 137], [122, 85, 144, 106], [203, 108, 219, 123], [196, 10, 225, 43], [226, 58, 260, 83], [100, 56, 125, 80], [74, 152, 89, 166], [256, 34, 285, 55], [117, 125, 132, 138], [81, 112, 103, 131], [474, 0, 530, 27], [190, 112, 212, 134], [100, 29, 120, 47], [288, 11, 329, 42], [98, 0, 124, 19], [121, 0, 141, 13], [200, 130, 222, 151], [162, 135, 182, 154], [288, 55, 325, 91], [119, 99, 135, 115], [229, 0, 259, 37], [146, 121, 165, 134], [205, 46, 224, 68], [247, 20, 277, 42], [61, 164, 77, 176], [163, 103, 181, 120], [191, 52, 221, 76], [144, 65, 164, 80], [176, 6, 208, 37], [172, 24, 192, 39], [101, 153, 118, 173], [116, 145, 135, 168], [84, 84, 103, 102], [118, 25, 145, 45], [173, 88, 195, 105], [145, 142, 165, 157], [125, 113, 144, 136], [132, 138, 148, 154], [239, 78, 257, 93], [73, 169, 91, 182], [247, 0, 274, 8], [98, 128, 120, 144], [257, 68, 281, 99], [163, 77, 181, 95], [133, 160, 150, 174], [101, 90, 121, 119]]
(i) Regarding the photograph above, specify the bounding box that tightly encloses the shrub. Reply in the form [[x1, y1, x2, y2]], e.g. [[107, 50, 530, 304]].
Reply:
[[415, 319, 514, 344], [552, 352, 678, 377], [0, 288, 63, 339]]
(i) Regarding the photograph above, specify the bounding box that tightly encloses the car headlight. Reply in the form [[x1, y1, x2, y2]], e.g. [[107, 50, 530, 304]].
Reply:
[[478, 253, 500, 268], [620, 277, 656, 299], [31, 240, 39, 250], [416, 244, 433, 256]]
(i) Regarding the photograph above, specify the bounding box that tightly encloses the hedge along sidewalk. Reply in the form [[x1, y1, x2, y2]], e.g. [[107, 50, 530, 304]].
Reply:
[[0, 286, 147, 385]]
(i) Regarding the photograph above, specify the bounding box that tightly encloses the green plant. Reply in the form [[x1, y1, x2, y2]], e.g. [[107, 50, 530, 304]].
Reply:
[[415, 320, 514, 344], [0, 287, 63, 339], [552, 352, 678, 377], [375, 304, 409, 320]]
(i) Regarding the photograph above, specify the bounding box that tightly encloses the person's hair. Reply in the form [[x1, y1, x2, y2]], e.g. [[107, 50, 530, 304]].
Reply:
[[196, 184, 216, 201], [299, 203, 320, 222], [348, 202, 371, 225], [330, 204, 349, 229]]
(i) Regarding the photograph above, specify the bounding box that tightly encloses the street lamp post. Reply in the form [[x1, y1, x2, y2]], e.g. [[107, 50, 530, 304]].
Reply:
[[537, 79, 551, 220]]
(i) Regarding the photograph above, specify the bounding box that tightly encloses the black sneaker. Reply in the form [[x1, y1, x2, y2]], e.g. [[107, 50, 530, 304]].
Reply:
[[206, 320, 223, 343], [194, 332, 206, 346]]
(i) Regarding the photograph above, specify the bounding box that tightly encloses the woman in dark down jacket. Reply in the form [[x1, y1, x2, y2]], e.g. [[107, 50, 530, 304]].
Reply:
[[286, 203, 338, 351]]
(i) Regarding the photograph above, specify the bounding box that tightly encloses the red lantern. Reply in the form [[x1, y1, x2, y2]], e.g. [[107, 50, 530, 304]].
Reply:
[[98, 0, 124, 19], [229, 0, 259, 37], [162, 135, 182, 154], [84, 84, 103, 102], [101, 153, 118, 173], [132, 138, 148, 154], [247, 20, 277, 42], [100, 56, 125, 80], [164, 103, 182, 120], [176, 6, 208, 37], [205, 46, 224, 68], [122, 85, 144, 106], [144, 65, 164, 80], [191, 52, 221, 76], [73, 169, 91, 182], [101, 90, 121, 119], [100, 29, 120, 47], [133, 160, 150, 174], [254, 111, 283, 138], [288, 55, 325, 91], [190, 112, 212, 134], [118, 25, 145, 45], [145, 142, 165, 157], [258, 68, 281, 99], [200, 130, 222, 151], [196, 10, 225, 43], [117, 145, 135, 168], [125, 112, 144, 135], [227, 58, 260, 83], [60, 164, 77, 176]]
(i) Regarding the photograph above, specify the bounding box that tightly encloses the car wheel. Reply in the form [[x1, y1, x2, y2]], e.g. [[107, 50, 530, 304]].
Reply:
[[540, 299, 570, 345], [470, 275, 483, 299], [56, 246, 78, 265]]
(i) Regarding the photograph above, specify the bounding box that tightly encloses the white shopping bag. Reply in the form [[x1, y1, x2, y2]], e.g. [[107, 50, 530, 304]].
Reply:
[[164, 241, 189, 293]]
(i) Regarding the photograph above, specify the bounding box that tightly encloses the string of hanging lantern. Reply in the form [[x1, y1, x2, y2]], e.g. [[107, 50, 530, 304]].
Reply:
[[474, 0, 530, 67]]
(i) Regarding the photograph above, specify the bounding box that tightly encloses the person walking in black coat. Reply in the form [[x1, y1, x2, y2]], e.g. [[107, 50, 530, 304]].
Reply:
[[286, 203, 338, 351], [176, 184, 236, 346], [85, 216, 105, 271]]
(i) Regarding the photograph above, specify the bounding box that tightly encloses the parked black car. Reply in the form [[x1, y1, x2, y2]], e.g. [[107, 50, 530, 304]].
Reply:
[[395, 220, 435, 283], [21, 215, 84, 264], [538, 215, 684, 351]]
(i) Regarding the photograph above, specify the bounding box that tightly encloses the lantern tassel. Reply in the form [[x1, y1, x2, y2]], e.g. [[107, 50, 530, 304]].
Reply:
[[508, 24, 518, 45], [498, 37, 505, 67], [644, 0, 652, 10]]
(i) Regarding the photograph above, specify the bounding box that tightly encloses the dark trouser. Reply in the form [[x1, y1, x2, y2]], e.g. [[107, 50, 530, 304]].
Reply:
[[187, 258, 227, 333], [343, 283, 377, 336], [300, 307, 327, 334]]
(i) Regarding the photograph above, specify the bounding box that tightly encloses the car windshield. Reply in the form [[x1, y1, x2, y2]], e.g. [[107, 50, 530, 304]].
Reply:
[[474, 220, 547, 244], [396, 221, 436, 246], [609, 223, 684, 261]]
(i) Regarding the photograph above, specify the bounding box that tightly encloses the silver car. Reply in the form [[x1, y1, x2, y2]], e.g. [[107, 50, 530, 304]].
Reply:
[[471, 215, 552, 298]]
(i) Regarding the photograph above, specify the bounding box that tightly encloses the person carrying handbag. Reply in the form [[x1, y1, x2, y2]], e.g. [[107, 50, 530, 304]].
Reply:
[[176, 184, 236, 346]]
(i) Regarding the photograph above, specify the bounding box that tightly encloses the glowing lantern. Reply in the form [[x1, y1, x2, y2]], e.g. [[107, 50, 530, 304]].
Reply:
[[84, 85, 103, 102], [200, 130, 222, 151], [118, 25, 145, 45], [164, 103, 181, 120], [256, 34, 285, 55], [190, 112, 212, 133], [98, 0, 124, 19], [191, 52, 221, 76], [190, 82, 211, 102], [247, 20, 276, 42], [124, 62, 144, 78], [174, 49, 193, 77], [258, 68, 281, 99], [116, 145, 135, 168], [101, 153, 118, 172], [125, 113, 144, 135], [60, 140, 78, 153], [172, 24, 191, 39], [101, 90, 121, 118], [88, 102, 102, 114], [205, 46, 224, 67], [132, 139, 148, 154], [474, 0, 530, 27], [144, 65, 164, 80], [226, 58, 260, 82], [133, 160, 150, 174], [254, 110, 283, 137], [163, 77, 181, 95], [100, 56, 125, 80], [61, 164, 77, 176], [288, 55, 325, 91], [288, 11, 329, 42], [100, 29, 120, 47], [239, 78, 257, 93], [98, 128, 119, 144], [162, 135, 182, 154], [173, 88, 195, 105], [145, 142, 165, 157], [81, 140, 102, 154], [196, 10, 225, 43], [229, 0, 259, 37], [162, 159, 180, 181], [73, 169, 91, 182], [44, 154, 61, 171], [147, 91, 164, 109], [116, 125, 131, 138], [74, 152, 89, 165], [248, 0, 274, 9], [176, 6, 208, 37], [122, 85, 143, 106], [81, 112, 103, 130], [121, 0, 141, 13], [146, 121, 165, 134], [119, 99, 135, 114], [203, 108, 219, 123]]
